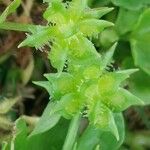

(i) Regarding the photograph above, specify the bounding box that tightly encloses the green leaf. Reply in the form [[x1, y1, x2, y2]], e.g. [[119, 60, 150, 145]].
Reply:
[[131, 8, 150, 75], [131, 8, 150, 42], [13, 118, 28, 150], [6, 118, 69, 150], [0, 0, 21, 23], [116, 8, 142, 35], [27, 118, 69, 150], [128, 70, 150, 104], [111, 0, 148, 10], [30, 101, 61, 137], [77, 113, 125, 150], [122, 57, 150, 105], [131, 41, 150, 75], [1, 142, 8, 150]]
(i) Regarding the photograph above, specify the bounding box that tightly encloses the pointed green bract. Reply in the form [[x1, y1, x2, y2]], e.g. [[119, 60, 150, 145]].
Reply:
[[78, 19, 114, 37], [101, 43, 117, 71], [88, 101, 119, 141], [60, 93, 84, 118], [48, 41, 68, 72], [33, 81, 52, 96], [102, 88, 143, 112], [83, 7, 114, 19], [18, 27, 55, 50], [98, 68, 139, 95], [44, 72, 75, 100]]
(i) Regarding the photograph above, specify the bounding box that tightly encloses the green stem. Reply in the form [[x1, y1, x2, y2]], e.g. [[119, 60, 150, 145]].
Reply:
[[62, 113, 81, 150], [0, 22, 38, 32]]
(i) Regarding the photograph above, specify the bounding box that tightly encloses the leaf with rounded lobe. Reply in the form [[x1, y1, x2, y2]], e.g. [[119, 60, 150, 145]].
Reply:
[[78, 19, 114, 37], [116, 8, 142, 35], [111, 0, 146, 10], [122, 57, 150, 105], [131, 8, 150, 75], [131, 9, 150, 42], [77, 113, 125, 150], [0, 0, 21, 23], [13, 118, 28, 150], [129, 70, 150, 104], [130, 41, 150, 75]]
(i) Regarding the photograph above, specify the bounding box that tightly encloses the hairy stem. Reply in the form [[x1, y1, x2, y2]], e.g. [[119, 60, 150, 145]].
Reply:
[[0, 22, 38, 32], [62, 113, 81, 150]]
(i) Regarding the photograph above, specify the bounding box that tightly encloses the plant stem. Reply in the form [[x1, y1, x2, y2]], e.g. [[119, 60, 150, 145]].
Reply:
[[0, 22, 38, 32], [62, 113, 81, 150]]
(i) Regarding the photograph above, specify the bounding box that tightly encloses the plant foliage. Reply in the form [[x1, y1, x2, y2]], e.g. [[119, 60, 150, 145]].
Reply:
[[0, 0, 149, 150]]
